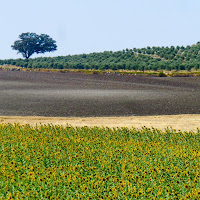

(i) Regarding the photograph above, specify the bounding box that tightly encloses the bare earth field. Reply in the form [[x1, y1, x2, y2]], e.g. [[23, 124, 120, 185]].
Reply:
[[0, 70, 200, 130]]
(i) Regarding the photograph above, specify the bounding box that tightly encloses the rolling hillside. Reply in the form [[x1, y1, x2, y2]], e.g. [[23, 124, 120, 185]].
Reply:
[[1, 43, 200, 71]]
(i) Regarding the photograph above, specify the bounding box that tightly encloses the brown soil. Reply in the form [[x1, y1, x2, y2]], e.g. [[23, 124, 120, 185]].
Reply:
[[0, 70, 200, 117]]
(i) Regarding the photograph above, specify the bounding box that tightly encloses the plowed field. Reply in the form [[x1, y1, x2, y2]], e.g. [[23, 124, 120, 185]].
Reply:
[[0, 70, 200, 117]]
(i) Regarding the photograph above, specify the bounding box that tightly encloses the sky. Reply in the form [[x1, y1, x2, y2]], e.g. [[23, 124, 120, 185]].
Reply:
[[1, 0, 200, 59]]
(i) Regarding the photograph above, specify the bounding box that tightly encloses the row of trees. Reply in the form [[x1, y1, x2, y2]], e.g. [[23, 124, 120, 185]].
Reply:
[[1, 51, 200, 71], [1, 32, 200, 71], [133, 43, 200, 61]]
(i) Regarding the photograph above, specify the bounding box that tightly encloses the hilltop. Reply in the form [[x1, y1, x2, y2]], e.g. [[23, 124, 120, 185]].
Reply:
[[1, 42, 200, 71]]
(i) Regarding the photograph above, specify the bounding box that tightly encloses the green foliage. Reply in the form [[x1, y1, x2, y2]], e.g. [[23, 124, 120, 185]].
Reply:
[[0, 124, 200, 199], [11, 32, 57, 59], [1, 42, 200, 71]]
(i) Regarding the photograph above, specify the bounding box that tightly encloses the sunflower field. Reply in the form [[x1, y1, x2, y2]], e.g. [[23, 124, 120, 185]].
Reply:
[[0, 124, 200, 199]]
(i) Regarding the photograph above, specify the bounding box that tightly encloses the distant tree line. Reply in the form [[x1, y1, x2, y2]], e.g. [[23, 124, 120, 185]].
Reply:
[[1, 42, 200, 71]]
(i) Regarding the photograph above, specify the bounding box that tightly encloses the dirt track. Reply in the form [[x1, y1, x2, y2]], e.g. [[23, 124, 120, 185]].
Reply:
[[0, 114, 199, 131], [0, 70, 200, 117]]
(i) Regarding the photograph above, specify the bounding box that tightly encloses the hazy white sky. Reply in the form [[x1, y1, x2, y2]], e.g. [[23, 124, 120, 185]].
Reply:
[[1, 0, 200, 59]]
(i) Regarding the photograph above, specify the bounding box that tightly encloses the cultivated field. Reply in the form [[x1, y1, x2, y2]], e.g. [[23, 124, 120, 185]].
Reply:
[[0, 70, 200, 117], [0, 124, 200, 199], [0, 70, 200, 199]]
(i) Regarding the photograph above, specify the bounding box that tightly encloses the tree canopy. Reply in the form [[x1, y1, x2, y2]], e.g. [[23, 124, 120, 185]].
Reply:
[[1, 42, 200, 71], [11, 32, 57, 59]]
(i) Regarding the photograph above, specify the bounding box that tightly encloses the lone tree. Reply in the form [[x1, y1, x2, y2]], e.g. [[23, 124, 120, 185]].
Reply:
[[11, 32, 57, 59]]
